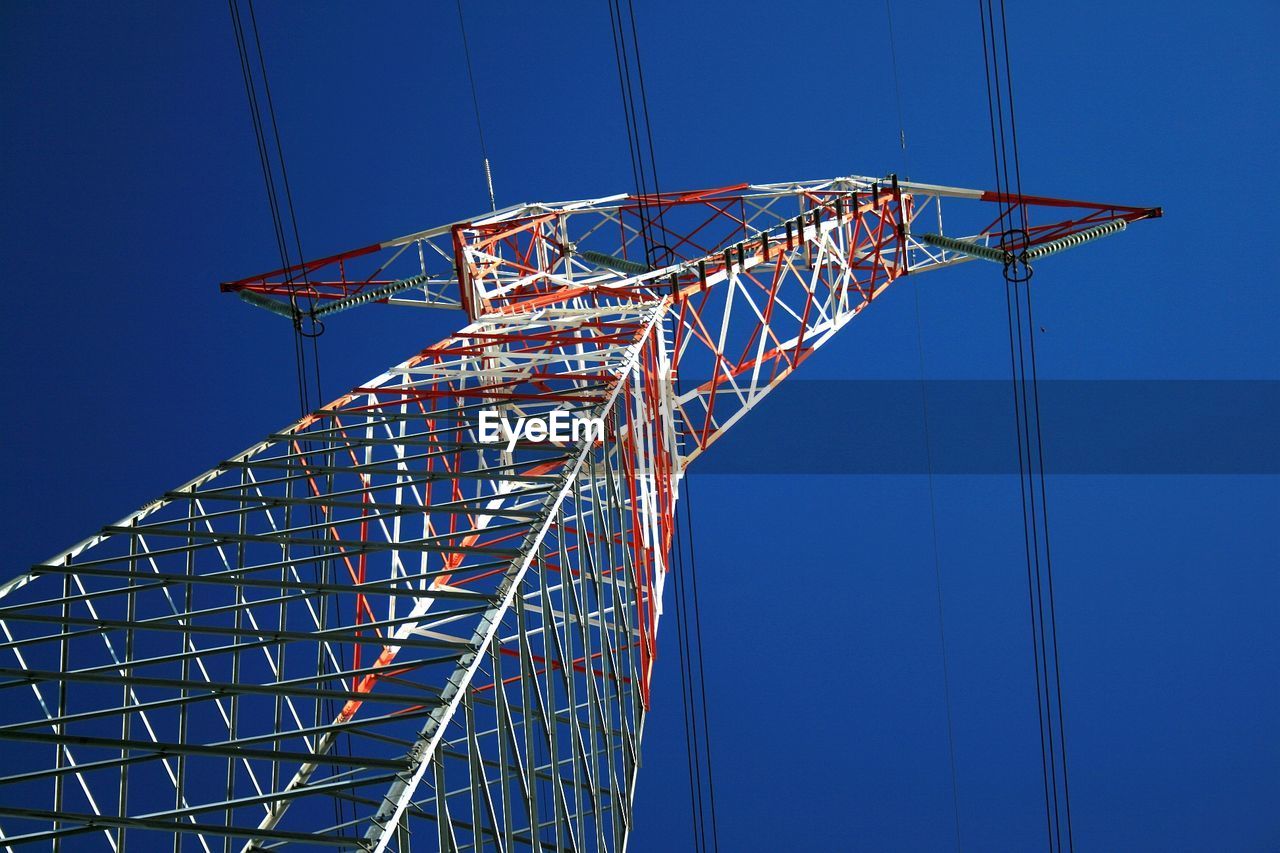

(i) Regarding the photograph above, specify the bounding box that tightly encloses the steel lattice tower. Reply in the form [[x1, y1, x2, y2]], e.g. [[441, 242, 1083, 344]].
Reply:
[[0, 177, 1158, 851]]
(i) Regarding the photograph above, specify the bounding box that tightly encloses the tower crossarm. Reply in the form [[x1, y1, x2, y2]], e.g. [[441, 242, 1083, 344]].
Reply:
[[443, 177, 1159, 464], [221, 178, 1157, 468]]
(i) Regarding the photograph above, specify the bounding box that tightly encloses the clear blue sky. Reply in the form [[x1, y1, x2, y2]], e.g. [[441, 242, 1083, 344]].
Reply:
[[1, 1, 1276, 850]]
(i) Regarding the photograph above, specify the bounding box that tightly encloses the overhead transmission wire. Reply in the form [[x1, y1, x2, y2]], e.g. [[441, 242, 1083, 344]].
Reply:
[[228, 0, 353, 837], [631, 5, 720, 849], [884, 0, 910, 176], [978, 1, 1053, 843], [244, 0, 327, 422], [605, 0, 655, 266], [671, 517, 708, 853], [622, 0, 670, 268], [977, 3, 1074, 850], [625, 0, 719, 843], [609, 21, 715, 853], [991, 14, 1074, 832], [606, 3, 719, 851], [884, 3, 963, 849], [456, 0, 496, 212], [678, 473, 719, 853], [229, 0, 310, 414]]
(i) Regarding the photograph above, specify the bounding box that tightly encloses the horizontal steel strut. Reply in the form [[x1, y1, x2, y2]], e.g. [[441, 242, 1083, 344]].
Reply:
[[2, 175, 1158, 851]]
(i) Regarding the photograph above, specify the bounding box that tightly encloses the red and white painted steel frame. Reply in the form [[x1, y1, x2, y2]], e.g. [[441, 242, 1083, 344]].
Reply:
[[0, 175, 1158, 852]]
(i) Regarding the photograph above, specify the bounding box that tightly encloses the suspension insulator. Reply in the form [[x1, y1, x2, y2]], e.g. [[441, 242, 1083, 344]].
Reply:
[[918, 232, 1011, 264], [579, 250, 650, 276], [483, 157, 496, 212], [1025, 218, 1128, 261], [237, 289, 302, 321], [312, 273, 432, 319]]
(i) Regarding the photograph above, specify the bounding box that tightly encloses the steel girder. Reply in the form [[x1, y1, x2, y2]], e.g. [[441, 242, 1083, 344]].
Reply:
[[3, 176, 1158, 850]]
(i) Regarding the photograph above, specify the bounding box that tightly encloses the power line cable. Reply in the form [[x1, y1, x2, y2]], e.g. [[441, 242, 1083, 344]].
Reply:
[[456, 0, 496, 211], [228, 0, 309, 413], [606, 0, 657, 266], [623, 0, 670, 266], [605, 6, 719, 848], [671, 518, 706, 853], [607, 11, 686, 848], [977, 4, 1074, 849], [680, 476, 720, 853], [885, 3, 962, 847], [978, 4, 1056, 843], [620, 1, 720, 846], [884, 0, 911, 178], [229, 1, 349, 835], [994, 3, 1076, 843]]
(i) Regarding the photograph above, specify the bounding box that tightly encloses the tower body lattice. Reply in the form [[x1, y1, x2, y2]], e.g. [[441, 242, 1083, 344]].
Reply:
[[0, 177, 1158, 851]]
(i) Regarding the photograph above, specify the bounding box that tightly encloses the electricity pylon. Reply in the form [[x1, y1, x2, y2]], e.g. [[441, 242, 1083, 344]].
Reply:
[[0, 177, 1158, 851]]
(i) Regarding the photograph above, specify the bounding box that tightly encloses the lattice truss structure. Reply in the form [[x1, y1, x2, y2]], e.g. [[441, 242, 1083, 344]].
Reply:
[[0, 176, 1158, 851]]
